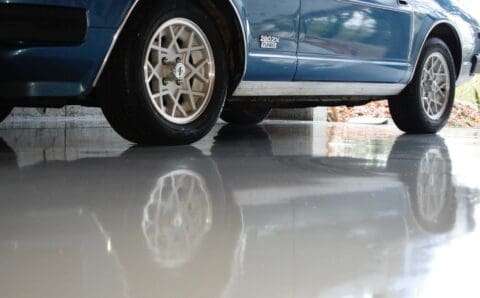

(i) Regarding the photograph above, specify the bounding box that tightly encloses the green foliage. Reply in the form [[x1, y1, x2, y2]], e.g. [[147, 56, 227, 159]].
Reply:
[[456, 76, 480, 107]]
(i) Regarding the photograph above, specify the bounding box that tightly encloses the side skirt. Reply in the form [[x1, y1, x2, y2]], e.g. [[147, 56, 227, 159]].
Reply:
[[232, 81, 406, 97]]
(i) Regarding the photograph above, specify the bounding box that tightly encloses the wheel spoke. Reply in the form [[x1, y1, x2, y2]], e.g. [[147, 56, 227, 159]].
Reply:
[[186, 31, 196, 56], [432, 58, 441, 72], [432, 93, 439, 114], [436, 88, 446, 98], [184, 81, 198, 110], [168, 26, 176, 48], [147, 62, 160, 82], [175, 103, 188, 117], [151, 92, 162, 99], [188, 59, 210, 83]]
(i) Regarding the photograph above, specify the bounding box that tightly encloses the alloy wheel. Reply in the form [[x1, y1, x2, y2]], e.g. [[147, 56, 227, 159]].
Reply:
[[420, 52, 451, 121], [144, 18, 216, 125]]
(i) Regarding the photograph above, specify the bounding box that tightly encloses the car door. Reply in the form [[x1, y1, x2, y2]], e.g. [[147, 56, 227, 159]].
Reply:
[[295, 0, 413, 83], [239, 0, 301, 81]]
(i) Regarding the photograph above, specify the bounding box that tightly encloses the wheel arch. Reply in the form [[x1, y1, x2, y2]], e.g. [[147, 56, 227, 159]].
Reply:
[[410, 21, 462, 83], [92, 0, 247, 96]]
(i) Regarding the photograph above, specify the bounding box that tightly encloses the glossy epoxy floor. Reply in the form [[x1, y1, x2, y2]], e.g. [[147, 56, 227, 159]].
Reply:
[[1, 122, 480, 298]]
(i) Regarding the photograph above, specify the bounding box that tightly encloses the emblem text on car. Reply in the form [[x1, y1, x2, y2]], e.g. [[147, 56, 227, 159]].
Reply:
[[260, 35, 280, 49]]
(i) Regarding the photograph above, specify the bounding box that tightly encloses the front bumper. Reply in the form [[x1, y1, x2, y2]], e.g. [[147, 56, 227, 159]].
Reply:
[[472, 54, 480, 74]]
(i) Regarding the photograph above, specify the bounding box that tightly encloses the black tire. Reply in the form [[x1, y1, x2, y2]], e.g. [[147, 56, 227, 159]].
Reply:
[[389, 38, 456, 134], [0, 107, 12, 123], [98, 4, 228, 145], [220, 103, 271, 125]]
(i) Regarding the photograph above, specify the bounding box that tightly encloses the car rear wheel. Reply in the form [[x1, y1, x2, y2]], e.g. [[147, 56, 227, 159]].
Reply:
[[0, 107, 12, 123], [99, 4, 228, 145], [389, 38, 455, 134], [220, 103, 271, 125]]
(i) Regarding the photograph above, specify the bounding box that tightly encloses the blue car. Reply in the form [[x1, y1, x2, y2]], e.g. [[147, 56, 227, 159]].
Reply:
[[0, 0, 479, 144]]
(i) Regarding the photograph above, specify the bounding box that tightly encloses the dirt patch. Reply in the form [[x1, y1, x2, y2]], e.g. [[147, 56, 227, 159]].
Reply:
[[328, 100, 480, 129]]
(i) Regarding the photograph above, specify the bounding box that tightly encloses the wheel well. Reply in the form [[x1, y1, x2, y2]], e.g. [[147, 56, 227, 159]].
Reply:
[[427, 23, 462, 78], [100, 0, 245, 96], [197, 0, 246, 95]]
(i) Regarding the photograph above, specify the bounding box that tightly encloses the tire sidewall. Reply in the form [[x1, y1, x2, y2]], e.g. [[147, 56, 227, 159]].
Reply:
[[128, 6, 227, 143]]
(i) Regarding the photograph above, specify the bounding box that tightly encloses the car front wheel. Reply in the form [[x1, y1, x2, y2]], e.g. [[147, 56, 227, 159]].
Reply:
[[389, 38, 456, 134], [99, 4, 228, 145]]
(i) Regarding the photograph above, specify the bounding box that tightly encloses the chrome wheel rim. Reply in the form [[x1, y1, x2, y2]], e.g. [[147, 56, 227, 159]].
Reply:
[[144, 18, 215, 125], [420, 52, 451, 121]]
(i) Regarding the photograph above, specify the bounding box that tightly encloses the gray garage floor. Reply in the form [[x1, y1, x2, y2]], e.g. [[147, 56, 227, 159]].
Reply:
[[1, 121, 480, 297]]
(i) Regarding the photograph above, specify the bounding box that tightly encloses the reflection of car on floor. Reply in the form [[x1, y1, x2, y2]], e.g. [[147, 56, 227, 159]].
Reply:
[[0, 127, 477, 297], [1, 1, 480, 144]]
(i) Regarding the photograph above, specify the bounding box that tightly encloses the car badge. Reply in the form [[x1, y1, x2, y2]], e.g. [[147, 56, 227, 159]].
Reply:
[[260, 35, 280, 49]]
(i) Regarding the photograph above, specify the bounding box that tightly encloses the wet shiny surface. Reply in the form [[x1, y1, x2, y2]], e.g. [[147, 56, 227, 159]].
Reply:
[[1, 122, 480, 298]]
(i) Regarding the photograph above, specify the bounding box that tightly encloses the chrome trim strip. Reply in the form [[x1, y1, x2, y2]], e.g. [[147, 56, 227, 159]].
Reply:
[[229, 0, 248, 81], [92, 0, 141, 87], [340, 0, 410, 13], [407, 3, 415, 62], [249, 53, 296, 60], [233, 81, 406, 97], [250, 52, 410, 66], [93, 0, 248, 87]]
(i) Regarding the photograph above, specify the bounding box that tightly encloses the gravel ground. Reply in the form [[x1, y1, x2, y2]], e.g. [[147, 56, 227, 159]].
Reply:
[[329, 76, 480, 128], [328, 100, 480, 129]]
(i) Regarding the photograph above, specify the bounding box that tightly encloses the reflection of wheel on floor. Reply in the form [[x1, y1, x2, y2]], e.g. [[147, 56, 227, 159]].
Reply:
[[121, 146, 238, 265], [99, 3, 228, 145], [388, 135, 456, 233], [111, 146, 242, 298], [142, 169, 212, 267]]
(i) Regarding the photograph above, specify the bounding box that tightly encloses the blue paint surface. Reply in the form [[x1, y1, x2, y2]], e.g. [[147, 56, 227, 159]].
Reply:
[[0, 0, 479, 97]]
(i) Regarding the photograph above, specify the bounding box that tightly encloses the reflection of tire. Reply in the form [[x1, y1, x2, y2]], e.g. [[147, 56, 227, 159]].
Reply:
[[99, 3, 228, 145], [119, 146, 241, 298], [212, 124, 273, 157], [221, 103, 271, 125], [0, 107, 12, 123], [388, 135, 456, 234], [389, 38, 455, 133]]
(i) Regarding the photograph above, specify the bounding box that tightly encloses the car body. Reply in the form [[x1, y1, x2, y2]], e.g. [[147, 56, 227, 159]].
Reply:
[[0, 0, 479, 144]]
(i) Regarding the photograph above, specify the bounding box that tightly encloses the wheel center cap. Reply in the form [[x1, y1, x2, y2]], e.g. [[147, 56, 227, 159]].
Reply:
[[174, 63, 186, 81]]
